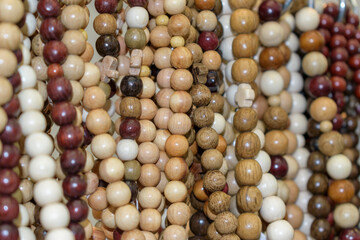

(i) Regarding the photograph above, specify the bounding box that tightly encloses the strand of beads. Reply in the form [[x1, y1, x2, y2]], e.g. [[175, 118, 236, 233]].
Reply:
[[0, 0, 30, 239]]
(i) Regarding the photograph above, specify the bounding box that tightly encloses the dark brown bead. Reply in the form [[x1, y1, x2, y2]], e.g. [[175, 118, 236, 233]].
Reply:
[[67, 199, 88, 222], [47, 77, 73, 102], [0, 118, 22, 144], [62, 175, 86, 199], [40, 18, 65, 43], [308, 195, 331, 218], [190, 212, 210, 236], [307, 151, 326, 172], [43, 41, 68, 65], [96, 35, 120, 57], [259, 47, 284, 70], [233, 108, 258, 132], [57, 125, 84, 149], [307, 173, 328, 195], [208, 93, 224, 113], [190, 193, 205, 211], [190, 84, 212, 107], [193, 106, 214, 128], [51, 102, 76, 125], [263, 106, 288, 130], [61, 149, 86, 175], [120, 76, 143, 97], [37, 0, 61, 18], [310, 219, 331, 240]]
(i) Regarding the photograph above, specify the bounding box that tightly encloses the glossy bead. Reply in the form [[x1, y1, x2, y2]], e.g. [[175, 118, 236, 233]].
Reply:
[[269, 155, 288, 179], [43, 41, 68, 65], [235, 132, 260, 159], [339, 228, 360, 240], [236, 213, 261, 240], [67, 199, 88, 222], [236, 186, 262, 212], [51, 102, 76, 125], [328, 180, 354, 204], [307, 151, 326, 172], [68, 222, 85, 240], [96, 35, 120, 57], [40, 18, 65, 43], [0, 196, 19, 222], [330, 61, 348, 77], [198, 32, 219, 51], [47, 63, 64, 79], [95, 0, 118, 13], [308, 195, 330, 218], [57, 125, 83, 149], [60, 149, 86, 175], [63, 175, 86, 199], [307, 173, 328, 194], [0, 169, 19, 195], [120, 118, 141, 140], [309, 97, 337, 122], [47, 77, 72, 102], [190, 212, 209, 236], [258, 0, 281, 21], [0, 223, 18, 240], [37, 0, 61, 18], [0, 144, 20, 168], [230, 9, 259, 34], [310, 219, 331, 240], [125, 28, 146, 49], [0, 118, 22, 144], [120, 76, 143, 97]]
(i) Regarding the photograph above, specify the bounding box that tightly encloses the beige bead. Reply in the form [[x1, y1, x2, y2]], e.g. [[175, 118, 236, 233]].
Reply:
[[99, 157, 125, 183], [0, 23, 22, 51], [164, 181, 187, 203], [162, 225, 188, 240], [115, 204, 140, 231], [139, 209, 161, 232], [0, 49, 17, 77], [106, 181, 131, 208], [91, 133, 116, 159]]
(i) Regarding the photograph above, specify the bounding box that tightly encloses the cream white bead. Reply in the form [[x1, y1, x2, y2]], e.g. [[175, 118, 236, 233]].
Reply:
[[219, 36, 235, 62], [266, 220, 294, 240], [45, 228, 75, 240], [287, 72, 303, 93], [255, 150, 271, 173], [333, 203, 360, 228], [19, 65, 36, 89], [116, 139, 139, 161], [25, 132, 54, 157], [34, 179, 63, 206], [252, 128, 265, 149], [260, 70, 284, 96], [290, 93, 307, 114], [211, 113, 225, 134], [225, 84, 237, 107], [286, 53, 301, 72], [284, 155, 299, 179], [326, 154, 352, 180], [260, 196, 286, 223], [294, 168, 312, 191], [280, 12, 295, 31], [299, 213, 314, 236], [24, 0, 38, 13], [20, 44, 31, 65], [295, 7, 320, 31], [19, 89, 44, 112], [221, 0, 232, 15], [163, 0, 186, 15], [292, 147, 310, 168], [225, 60, 235, 83], [23, 37, 31, 50], [296, 134, 305, 148], [29, 155, 56, 182], [197, 11, 217, 32], [21, 13, 36, 36], [126, 7, 149, 28], [259, 21, 284, 47], [18, 204, 30, 227], [257, 173, 278, 197], [219, 15, 233, 38], [19, 227, 36, 240], [19, 111, 46, 136], [40, 203, 70, 230], [295, 191, 312, 213], [285, 33, 299, 52], [288, 113, 307, 135]]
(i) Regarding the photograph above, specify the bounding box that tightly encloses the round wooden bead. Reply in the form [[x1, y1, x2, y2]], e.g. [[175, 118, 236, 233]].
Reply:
[[91, 133, 116, 159], [167, 202, 191, 226], [162, 225, 187, 240], [0, 49, 17, 78], [93, 14, 117, 35], [203, 170, 226, 193], [190, 212, 210, 236], [299, 30, 325, 52], [266, 220, 294, 240], [207, 222, 222, 240], [186, 43, 203, 63], [99, 158, 124, 183], [0, 77, 13, 105], [164, 157, 188, 181], [307, 173, 328, 195], [190, 84, 211, 107], [170, 47, 193, 69], [120, 97, 142, 118], [259, 47, 284, 70], [230, 9, 259, 34], [164, 180, 187, 203], [235, 159, 262, 185], [326, 154, 351, 179], [86, 109, 111, 135], [208, 191, 231, 214], [139, 208, 161, 232], [0, 0, 24, 23], [328, 180, 354, 204], [333, 203, 359, 229], [309, 97, 337, 122], [83, 86, 106, 110], [295, 7, 320, 31], [236, 213, 261, 240], [264, 130, 288, 156], [308, 195, 330, 218], [62, 30, 86, 56], [260, 196, 286, 223], [235, 132, 260, 159], [310, 219, 331, 240], [214, 211, 237, 235], [167, 14, 190, 38], [302, 52, 328, 77], [236, 186, 262, 212], [138, 164, 160, 187], [285, 204, 304, 229], [318, 131, 344, 156], [263, 106, 288, 130], [61, 5, 87, 30], [106, 181, 131, 207], [169, 91, 192, 113], [149, 26, 171, 48], [259, 21, 284, 47], [170, 69, 193, 91], [168, 113, 191, 135], [196, 127, 218, 150], [125, 28, 146, 49], [165, 135, 188, 157], [232, 33, 259, 58], [115, 204, 139, 231], [0, 23, 22, 51], [231, 58, 258, 83], [193, 106, 214, 128], [201, 149, 223, 170]]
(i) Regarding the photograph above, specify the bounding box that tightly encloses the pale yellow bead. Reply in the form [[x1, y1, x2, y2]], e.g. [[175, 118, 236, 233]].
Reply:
[[170, 36, 185, 48], [140, 66, 151, 77], [156, 15, 169, 26], [320, 120, 333, 133]]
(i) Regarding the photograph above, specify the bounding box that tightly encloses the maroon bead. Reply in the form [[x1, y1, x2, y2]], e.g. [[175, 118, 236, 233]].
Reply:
[[47, 64, 64, 79], [62, 175, 86, 199], [330, 61, 348, 77], [82, 123, 93, 147], [37, 0, 61, 18], [324, 2, 339, 19], [40, 18, 65, 43], [127, 0, 148, 7], [68, 222, 86, 240], [47, 77, 72, 102], [318, 28, 331, 44], [0, 196, 19, 222], [222, 183, 228, 194], [108, 79, 117, 98], [355, 84, 360, 99], [0, 145, 21, 168], [60, 149, 86, 175], [0, 223, 19, 240], [95, 0, 118, 13], [198, 32, 219, 51], [8, 72, 21, 93], [119, 118, 141, 139], [67, 199, 88, 222], [344, 24, 356, 39], [13, 49, 22, 64], [319, 14, 334, 29], [330, 35, 347, 49], [51, 102, 76, 125], [346, 12, 359, 27], [331, 76, 347, 92], [3, 97, 20, 118], [331, 22, 345, 35], [339, 228, 360, 240], [57, 125, 84, 149], [346, 39, 360, 56], [43, 41, 68, 65], [321, 46, 330, 58], [333, 91, 345, 112], [330, 48, 349, 62], [353, 69, 360, 84], [349, 54, 360, 69], [269, 155, 288, 179], [356, 30, 360, 42], [258, 0, 281, 22], [0, 169, 20, 195], [305, 76, 332, 98], [0, 118, 22, 144], [113, 228, 122, 240]]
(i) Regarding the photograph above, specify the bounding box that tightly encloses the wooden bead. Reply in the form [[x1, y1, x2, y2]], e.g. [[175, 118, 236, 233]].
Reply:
[[139, 209, 161, 232], [302, 52, 328, 77], [228, 0, 256, 9], [167, 202, 191, 225], [285, 204, 304, 229], [201, 149, 223, 170], [168, 113, 191, 135], [120, 97, 142, 118], [264, 130, 288, 156], [170, 47, 193, 69], [162, 225, 187, 240], [0, 49, 17, 78], [307, 173, 328, 194], [106, 181, 131, 207], [328, 180, 355, 204], [0, 0, 24, 24], [196, 127, 219, 150], [0, 23, 22, 51], [235, 159, 262, 186], [99, 157, 124, 183], [124, 160, 141, 181], [193, 179, 208, 201], [186, 43, 203, 63], [236, 213, 261, 240], [125, 28, 146, 49], [86, 109, 111, 135], [202, 50, 221, 71], [93, 14, 117, 35], [167, 14, 190, 37], [259, 47, 284, 70], [170, 69, 193, 91], [154, 47, 172, 69], [169, 91, 192, 113], [230, 9, 259, 34], [233, 108, 258, 132], [164, 180, 187, 203], [138, 164, 160, 187], [190, 84, 211, 107], [193, 106, 214, 128], [214, 211, 237, 235], [115, 204, 139, 231], [318, 131, 344, 156], [88, 187, 108, 211], [308, 195, 331, 218], [194, 0, 215, 10], [231, 58, 258, 83], [149, 26, 171, 48], [207, 222, 222, 240], [165, 135, 188, 157], [203, 170, 226, 193], [309, 97, 337, 122], [236, 186, 262, 212], [235, 132, 260, 159], [299, 30, 325, 52], [263, 106, 288, 130], [164, 157, 188, 180], [232, 33, 259, 58], [310, 219, 331, 240], [208, 191, 231, 214]]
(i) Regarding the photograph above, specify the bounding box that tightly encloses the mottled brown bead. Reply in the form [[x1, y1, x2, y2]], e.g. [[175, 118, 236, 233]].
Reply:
[[233, 108, 258, 132], [263, 106, 288, 130], [307, 173, 328, 195], [93, 14, 117, 35], [236, 213, 261, 240], [307, 151, 326, 172], [167, 14, 190, 38], [214, 211, 238, 235], [328, 180, 355, 204], [235, 132, 260, 159], [231, 58, 258, 84], [259, 47, 284, 70], [235, 159, 262, 186], [310, 219, 331, 240], [300, 30, 325, 52], [309, 97, 337, 122], [208, 93, 224, 113], [186, 43, 203, 63], [201, 149, 223, 170], [264, 130, 288, 156], [190, 84, 212, 107], [203, 170, 226, 193], [170, 46, 193, 69], [193, 106, 214, 128], [318, 131, 344, 156], [232, 33, 259, 58], [196, 127, 219, 150], [308, 195, 331, 218], [208, 191, 231, 215], [120, 97, 142, 118], [207, 222, 222, 240], [236, 186, 262, 212]]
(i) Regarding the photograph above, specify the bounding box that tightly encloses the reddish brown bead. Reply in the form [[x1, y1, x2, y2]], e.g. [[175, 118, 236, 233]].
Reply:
[[95, 0, 118, 13], [3, 97, 20, 118], [0, 169, 20, 195], [198, 32, 219, 51], [51, 102, 76, 125], [57, 125, 84, 149], [120, 118, 141, 140], [40, 18, 65, 43], [43, 41, 68, 65], [69, 222, 86, 240], [0, 196, 19, 222], [37, 0, 61, 18], [0, 223, 19, 240], [0, 118, 22, 144], [67, 199, 88, 222], [0, 145, 20, 168], [60, 149, 86, 175], [47, 64, 64, 79], [63, 175, 86, 199], [47, 77, 73, 102]]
